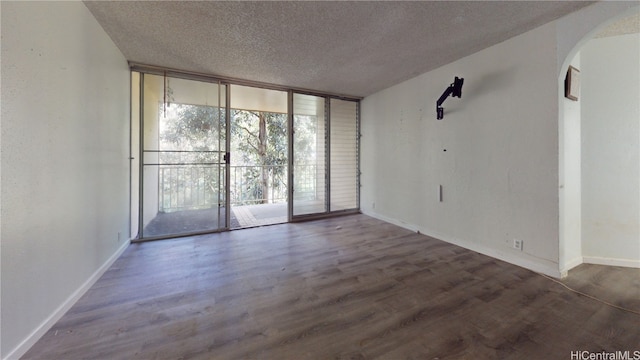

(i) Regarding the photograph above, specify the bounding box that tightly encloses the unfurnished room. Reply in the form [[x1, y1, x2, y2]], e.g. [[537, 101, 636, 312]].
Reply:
[[1, 1, 639, 359]]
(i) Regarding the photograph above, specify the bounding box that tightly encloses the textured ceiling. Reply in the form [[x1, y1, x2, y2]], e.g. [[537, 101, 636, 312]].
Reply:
[[596, 11, 640, 38], [84, 1, 594, 98]]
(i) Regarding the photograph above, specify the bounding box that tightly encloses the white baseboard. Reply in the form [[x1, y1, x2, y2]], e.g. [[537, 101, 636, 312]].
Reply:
[[362, 210, 563, 278], [365, 210, 420, 233], [583, 256, 640, 268], [4, 240, 130, 360], [561, 256, 584, 275]]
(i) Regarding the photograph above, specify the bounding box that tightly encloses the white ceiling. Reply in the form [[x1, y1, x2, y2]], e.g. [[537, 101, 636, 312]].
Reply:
[[84, 1, 594, 98]]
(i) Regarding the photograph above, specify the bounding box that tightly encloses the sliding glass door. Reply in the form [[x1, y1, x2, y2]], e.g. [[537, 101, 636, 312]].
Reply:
[[139, 73, 227, 238], [132, 69, 360, 238], [228, 85, 288, 228]]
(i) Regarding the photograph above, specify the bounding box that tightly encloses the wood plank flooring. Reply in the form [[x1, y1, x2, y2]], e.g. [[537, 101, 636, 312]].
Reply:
[[23, 215, 640, 359]]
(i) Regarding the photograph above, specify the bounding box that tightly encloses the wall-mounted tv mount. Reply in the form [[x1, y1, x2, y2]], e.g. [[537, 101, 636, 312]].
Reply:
[[436, 76, 464, 120]]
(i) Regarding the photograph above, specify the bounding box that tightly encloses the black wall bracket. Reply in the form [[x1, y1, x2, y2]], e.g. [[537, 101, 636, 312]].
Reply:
[[436, 76, 464, 120]]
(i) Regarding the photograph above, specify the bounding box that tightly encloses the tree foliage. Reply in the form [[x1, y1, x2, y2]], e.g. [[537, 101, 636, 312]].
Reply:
[[160, 104, 222, 152], [158, 103, 294, 206], [230, 110, 287, 204]]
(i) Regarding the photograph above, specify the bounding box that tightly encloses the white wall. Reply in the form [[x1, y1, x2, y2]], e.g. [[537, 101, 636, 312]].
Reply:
[[361, 22, 562, 276], [560, 52, 583, 271], [580, 33, 640, 267], [1, 2, 130, 358], [361, 2, 638, 278]]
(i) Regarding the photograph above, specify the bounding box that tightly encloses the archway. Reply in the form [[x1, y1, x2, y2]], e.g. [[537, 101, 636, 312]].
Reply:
[[559, 6, 640, 275]]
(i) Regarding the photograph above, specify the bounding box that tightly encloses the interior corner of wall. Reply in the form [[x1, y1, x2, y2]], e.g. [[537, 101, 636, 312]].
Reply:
[[560, 256, 584, 275]]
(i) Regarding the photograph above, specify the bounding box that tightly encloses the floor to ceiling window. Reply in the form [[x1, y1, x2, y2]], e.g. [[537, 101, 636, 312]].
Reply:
[[131, 68, 360, 240], [290, 94, 359, 219], [329, 98, 359, 212]]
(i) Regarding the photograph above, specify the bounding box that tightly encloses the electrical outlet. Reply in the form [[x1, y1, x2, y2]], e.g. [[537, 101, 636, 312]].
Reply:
[[513, 239, 523, 251]]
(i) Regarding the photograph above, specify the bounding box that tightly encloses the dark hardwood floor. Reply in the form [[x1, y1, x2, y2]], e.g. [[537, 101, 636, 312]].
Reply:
[[23, 215, 640, 359]]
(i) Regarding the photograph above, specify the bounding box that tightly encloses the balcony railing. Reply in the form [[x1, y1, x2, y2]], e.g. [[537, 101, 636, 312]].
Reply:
[[158, 164, 319, 213], [158, 166, 220, 213], [230, 165, 287, 206]]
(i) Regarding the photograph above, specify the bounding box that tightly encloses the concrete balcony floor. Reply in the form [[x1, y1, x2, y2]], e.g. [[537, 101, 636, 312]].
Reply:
[[142, 203, 288, 238]]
